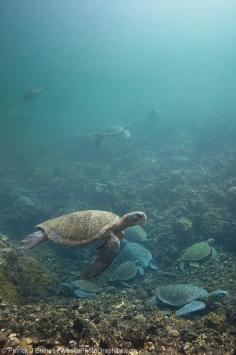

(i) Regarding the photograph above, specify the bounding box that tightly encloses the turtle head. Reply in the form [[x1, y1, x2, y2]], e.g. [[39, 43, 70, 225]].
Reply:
[[206, 238, 215, 245], [121, 211, 147, 228], [207, 290, 229, 304]]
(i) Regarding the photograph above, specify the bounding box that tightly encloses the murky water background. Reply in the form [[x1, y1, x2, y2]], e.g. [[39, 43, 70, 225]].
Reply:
[[0, 1, 236, 352]]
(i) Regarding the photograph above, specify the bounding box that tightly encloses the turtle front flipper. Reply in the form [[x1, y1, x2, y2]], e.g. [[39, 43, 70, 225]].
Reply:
[[83, 232, 120, 279], [175, 300, 206, 317], [137, 266, 145, 276]]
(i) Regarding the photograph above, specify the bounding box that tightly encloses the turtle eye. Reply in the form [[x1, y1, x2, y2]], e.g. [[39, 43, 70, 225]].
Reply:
[[123, 211, 147, 225], [132, 211, 147, 223], [136, 211, 147, 220]]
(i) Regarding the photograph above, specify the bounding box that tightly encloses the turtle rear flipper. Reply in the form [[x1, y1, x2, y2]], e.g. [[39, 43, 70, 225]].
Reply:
[[149, 259, 158, 270], [123, 129, 130, 138], [83, 232, 120, 279], [209, 247, 218, 261], [189, 262, 201, 268], [146, 296, 157, 306], [21, 230, 46, 249], [179, 261, 185, 272], [175, 300, 206, 317]]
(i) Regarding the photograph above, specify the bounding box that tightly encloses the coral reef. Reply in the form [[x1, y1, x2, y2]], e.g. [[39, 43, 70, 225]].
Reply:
[[0, 127, 236, 352], [0, 254, 235, 353]]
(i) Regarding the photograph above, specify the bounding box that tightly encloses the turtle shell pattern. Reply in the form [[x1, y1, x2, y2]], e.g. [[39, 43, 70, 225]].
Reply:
[[109, 261, 137, 282], [37, 210, 120, 246], [121, 241, 152, 268], [156, 284, 208, 307], [181, 241, 211, 262]]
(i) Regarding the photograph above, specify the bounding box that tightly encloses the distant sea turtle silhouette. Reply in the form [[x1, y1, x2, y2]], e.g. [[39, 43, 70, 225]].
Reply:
[[22, 210, 146, 278], [93, 125, 130, 146], [20, 87, 45, 103]]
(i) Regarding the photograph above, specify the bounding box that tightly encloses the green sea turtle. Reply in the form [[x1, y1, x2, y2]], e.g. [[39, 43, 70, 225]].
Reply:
[[119, 240, 158, 275], [20, 87, 45, 103], [93, 125, 130, 146], [21, 210, 146, 279], [179, 239, 217, 271], [125, 225, 147, 243], [109, 260, 138, 283], [146, 284, 229, 316], [59, 279, 103, 299]]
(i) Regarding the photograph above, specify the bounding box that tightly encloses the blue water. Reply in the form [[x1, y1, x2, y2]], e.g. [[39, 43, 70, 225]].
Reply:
[[0, 1, 236, 351], [1, 0, 236, 147]]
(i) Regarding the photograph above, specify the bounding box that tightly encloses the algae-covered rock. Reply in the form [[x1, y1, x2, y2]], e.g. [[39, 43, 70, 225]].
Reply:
[[0, 238, 17, 269], [15, 256, 57, 298], [0, 237, 56, 301], [200, 209, 236, 246], [175, 217, 192, 233], [0, 269, 19, 303], [0, 238, 19, 303]]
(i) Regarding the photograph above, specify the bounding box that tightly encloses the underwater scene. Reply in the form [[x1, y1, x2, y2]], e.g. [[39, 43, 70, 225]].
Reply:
[[1, 0, 236, 353]]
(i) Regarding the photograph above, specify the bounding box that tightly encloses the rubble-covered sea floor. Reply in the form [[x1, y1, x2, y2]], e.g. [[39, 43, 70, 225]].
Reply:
[[0, 129, 236, 354]]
